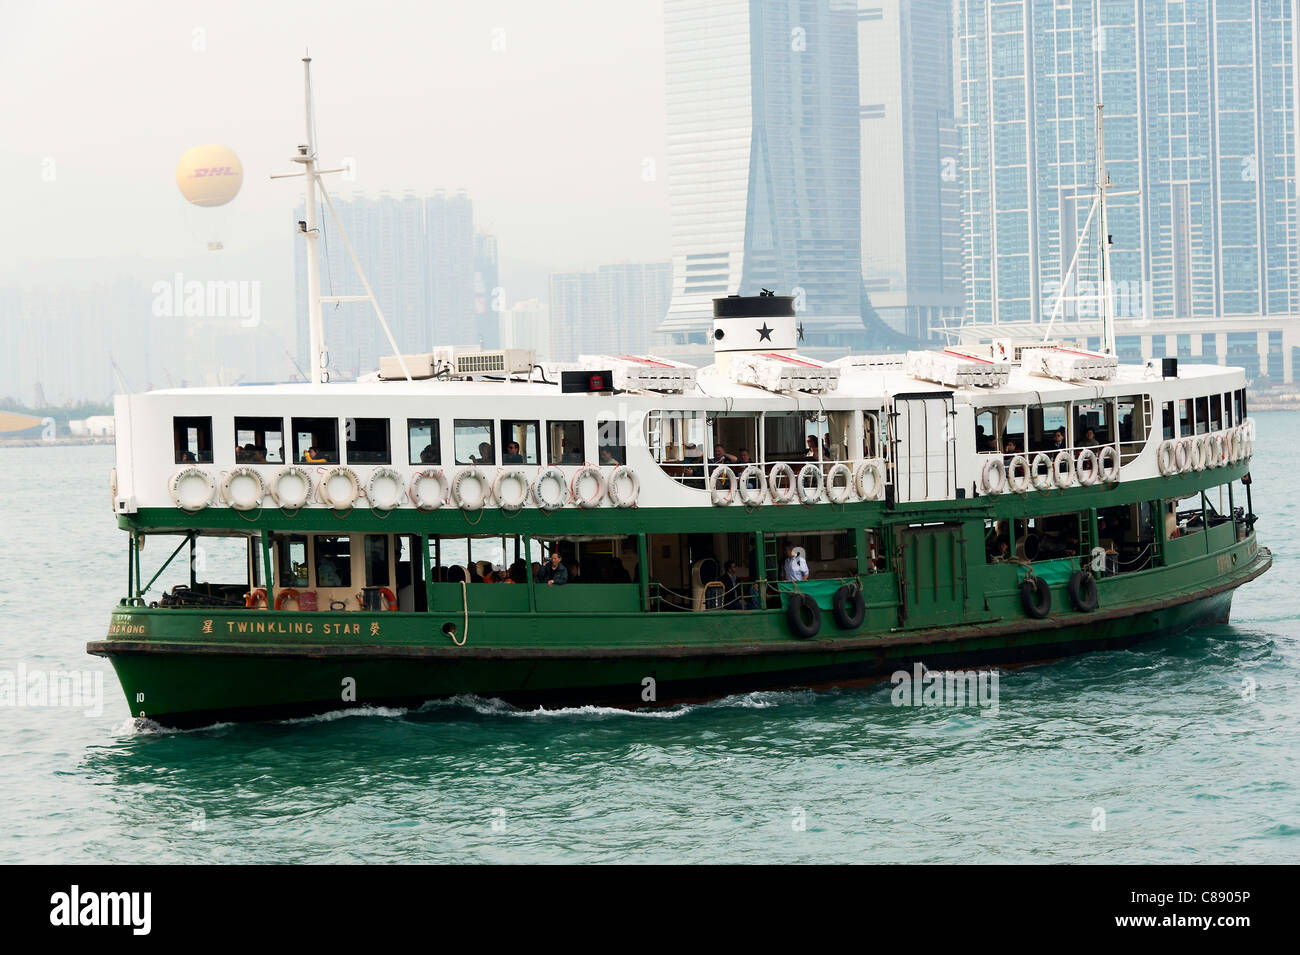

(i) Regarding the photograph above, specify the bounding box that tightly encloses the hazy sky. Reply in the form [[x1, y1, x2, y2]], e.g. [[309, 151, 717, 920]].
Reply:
[[0, 0, 672, 289]]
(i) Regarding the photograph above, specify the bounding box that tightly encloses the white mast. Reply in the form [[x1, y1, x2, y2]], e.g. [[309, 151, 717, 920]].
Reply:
[[1096, 103, 1115, 355]]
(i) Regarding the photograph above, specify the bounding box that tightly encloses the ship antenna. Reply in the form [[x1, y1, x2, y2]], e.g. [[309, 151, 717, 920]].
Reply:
[[273, 54, 412, 384]]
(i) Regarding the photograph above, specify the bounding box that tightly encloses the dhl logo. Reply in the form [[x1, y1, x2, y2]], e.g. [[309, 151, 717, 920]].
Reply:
[[188, 166, 238, 178]]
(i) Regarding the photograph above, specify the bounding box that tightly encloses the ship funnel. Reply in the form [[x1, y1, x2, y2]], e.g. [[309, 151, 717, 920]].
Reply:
[[711, 292, 796, 372]]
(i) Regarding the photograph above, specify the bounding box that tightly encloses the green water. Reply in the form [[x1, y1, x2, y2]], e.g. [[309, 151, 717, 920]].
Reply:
[[0, 417, 1296, 863]]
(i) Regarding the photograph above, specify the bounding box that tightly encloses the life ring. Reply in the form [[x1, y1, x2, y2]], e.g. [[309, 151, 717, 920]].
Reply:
[[796, 463, 824, 505], [785, 592, 822, 639], [244, 587, 268, 609], [854, 460, 884, 500], [532, 466, 569, 511], [981, 456, 1007, 496], [1157, 440, 1178, 477], [1099, 444, 1121, 483], [169, 467, 215, 511], [220, 467, 265, 511], [571, 465, 606, 509], [1192, 435, 1209, 472], [493, 469, 530, 511], [1020, 576, 1051, 619], [408, 469, 447, 511], [319, 466, 361, 509], [366, 467, 405, 510], [709, 465, 737, 506], [832, 584, 866, 630], [451, 467, 489, 511], [1067, 570, 1099, 612], [1030, 452, 1054, 491], [1205, 433, 1221, 469], [1052, 450, 1074, 488], [1228, 427, 1242, 463], [769, 462, 797, 504], [271, 466, 314, 509], [1007, 455, 1031, 493], [274, 588, 301, 611], [1075, 447, 1099, 486], [607, 466, 640, 508], [737, 465, 766, 506], [826, 462, 855, 504], [1174, 438, 1193, 473]]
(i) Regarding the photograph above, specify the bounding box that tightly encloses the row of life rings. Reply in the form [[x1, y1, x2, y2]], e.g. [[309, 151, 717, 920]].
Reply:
[[981, 446, 1121, 496], [1157, 422, 1254, 477], [710, 460, 885, 507], [168, 464, 642, 513]]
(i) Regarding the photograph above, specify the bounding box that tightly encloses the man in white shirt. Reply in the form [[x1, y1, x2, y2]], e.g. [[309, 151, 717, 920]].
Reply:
[[782, 544, 809, 582]]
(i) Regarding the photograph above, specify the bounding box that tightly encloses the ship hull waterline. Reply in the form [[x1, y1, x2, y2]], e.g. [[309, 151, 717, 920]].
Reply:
[[88, 549, 1269, 729]]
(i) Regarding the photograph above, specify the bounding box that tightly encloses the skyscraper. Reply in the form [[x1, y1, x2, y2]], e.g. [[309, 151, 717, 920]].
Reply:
[[659, 0, 866, 355], [953, 0, 1298, 329], [550, 262, 672, 360], [857, 0, 965, 339]]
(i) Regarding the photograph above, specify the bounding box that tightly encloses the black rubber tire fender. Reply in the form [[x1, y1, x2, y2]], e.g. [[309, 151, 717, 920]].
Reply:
[[786, 593, 822, 639], [1068, 570, 1099, 612], [1020, 576, 1052, 619], [832, 584, 866, 630]]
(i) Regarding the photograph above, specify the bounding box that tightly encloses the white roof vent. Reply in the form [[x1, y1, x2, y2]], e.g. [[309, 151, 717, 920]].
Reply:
[[729, 352, 840, 394], [1025, 346, 1118, 382], [577, 354, 696, 393], [905, 349, 1010, 388]]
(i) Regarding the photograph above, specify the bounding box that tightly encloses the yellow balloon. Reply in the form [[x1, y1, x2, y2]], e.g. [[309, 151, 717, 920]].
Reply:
[[175, 144, 243, 207]]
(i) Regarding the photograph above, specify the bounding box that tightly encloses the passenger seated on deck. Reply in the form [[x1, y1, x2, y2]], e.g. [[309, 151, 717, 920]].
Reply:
[[711, 444, 738, 465], [180, 450, 197, 463], [598, 446, 622, 466], [502, 441, 524, 464], [419, 444, 437, 464], [472, 441, 494, 466], [539, 551, 568, 586], [1077, 426, 1099, 448], [303, 446, 326, 464]]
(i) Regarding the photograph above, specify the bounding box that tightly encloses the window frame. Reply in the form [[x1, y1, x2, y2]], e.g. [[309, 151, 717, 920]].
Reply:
[[407, 418, 441, 466]]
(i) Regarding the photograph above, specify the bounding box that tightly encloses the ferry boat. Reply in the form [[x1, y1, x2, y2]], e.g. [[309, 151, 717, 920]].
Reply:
[[88, 62, 1270, 727]]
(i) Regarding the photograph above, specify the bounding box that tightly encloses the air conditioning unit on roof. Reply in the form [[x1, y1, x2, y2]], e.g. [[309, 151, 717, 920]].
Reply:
[[729, 352, 840, 394], [905, 349, 1010, 388], [577, 354, 696, 393]]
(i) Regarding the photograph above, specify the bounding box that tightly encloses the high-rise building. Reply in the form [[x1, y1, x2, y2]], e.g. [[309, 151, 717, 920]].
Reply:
[[954, 0, 1299, 329], [473, 232, 501, 349], [426, 190, 476, 347], [857, 0, 965, 339], [499, 298, 551, 359], [550, 262, 672, 360], [659, 0, 866, 356]]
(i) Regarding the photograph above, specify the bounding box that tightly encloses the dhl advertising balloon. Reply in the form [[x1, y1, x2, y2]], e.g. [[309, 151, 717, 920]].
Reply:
[[175, 144, 243, 207]]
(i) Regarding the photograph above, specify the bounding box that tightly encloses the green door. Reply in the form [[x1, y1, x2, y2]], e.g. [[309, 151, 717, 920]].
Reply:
[[897, 523, 968, 628]]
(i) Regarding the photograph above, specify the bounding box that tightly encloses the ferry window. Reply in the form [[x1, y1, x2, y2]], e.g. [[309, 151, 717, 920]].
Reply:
[[1235, 389, 1246, 422], [173, 416, 213, 464], [975, 410, 997, 453], [314, 535, 351, 587], [234, 417, 284, 464], [863, 412, 880, 457], [275, 534, 309, 588], [1029, 404, 1068, 453], [1209, 394, 1223, 431], [761, 412, 806, 462], [1014, 512, 1082, 562], [823, 412, 851, 461], [454, 419, 494, 465], [1162, 401, 1176, 440], [292, 417, 339, 464], [547, 420, 584, 465], [346, 418, 391, 464], [540, 536, 638, 584], [1117, 395, 1150, 461], [598, 419, 626, 466], [363, 535, 391, 587], [1072, 400, 1113, 445], [998, 407, 1025, 455], [1179, 399, 1193, 437], [713, 413, 759, 464], [407, 418, 440, 465], [764, 530, 856, 579], [1223, 392, 1234, 427], [1194, 396, 1209, 434], [501, 420, 540, 465]]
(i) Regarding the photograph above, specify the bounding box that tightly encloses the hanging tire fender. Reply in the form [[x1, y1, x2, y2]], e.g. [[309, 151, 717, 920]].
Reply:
[[1067, 570, 1099, 612], [1020, 576, 1051, 619], [832, 584, 866, 630], [785, 592, 822, 639]]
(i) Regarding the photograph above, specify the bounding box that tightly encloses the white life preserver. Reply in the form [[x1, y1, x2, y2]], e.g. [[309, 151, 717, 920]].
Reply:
[[826, 462, 855, 504], [571, 465, 606, 509], [493, 469, 530, 511], [737, 465, 766, 506], [366, 467, 405, 510], [270, 466, 313, 509], [1206, 433, 1222, 469], [769, 462, 797, 504], [607, 466, 640, 508], [796, 463, 824, 505], [1075, 448, 1099, 486], [1052, 450, 1074, 488], [1175, 437, 1193, 473], [1233, 427, 1246, 462], [1099, 444, 1121, 483], [854, 461, 883, 501], [1007, 454, 1031, 493], [452, 467, 489, 511], [980, 456, 1007, 496], [708, 465, 736, 506], [221, 467, 266, 511], [1030, 452, 1054, 491], [1192, 435, 1208, 472], [1157, 440, 1177, 476], [408, 469, 447, 511], [532, 467, 569, 511], [319, 466, 361, 509], [169, 467, 214, 511]]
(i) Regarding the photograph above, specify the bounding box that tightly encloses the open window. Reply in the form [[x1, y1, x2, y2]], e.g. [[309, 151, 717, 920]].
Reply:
[[863, 411, 881, 457], [709, 412, 759, 467], [346, 417, 391, 464], [547, 420, 585, 465], [314, 535, 351, 587], [1028, 403, 1069, 453], [363, 534, 391, 587], [974, 409, 998, 453], [454, 419, 494, 465], [1117, 394, 1152, 463], [762, 411, 813, 462], [501, 420, 540, 465], [292, 417, 339, 464], [275, 534, 310, 588], [234, 416, 284, 464], [173, 416, 213, 464], [648, 410, 707, 487], [597, 419, 626, 466], [408, 418, 440, 465], [1071, 399, 1114, 447]]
